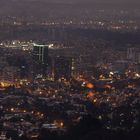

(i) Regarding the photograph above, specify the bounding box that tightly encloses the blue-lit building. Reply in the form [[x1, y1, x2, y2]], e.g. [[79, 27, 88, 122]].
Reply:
[[33, 43, 49, 76], [33, 43, 49, 64]]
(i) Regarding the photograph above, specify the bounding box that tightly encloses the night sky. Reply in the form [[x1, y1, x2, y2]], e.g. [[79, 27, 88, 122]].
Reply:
[[0, 0, 139, 17], [0, 0, 140, 3]]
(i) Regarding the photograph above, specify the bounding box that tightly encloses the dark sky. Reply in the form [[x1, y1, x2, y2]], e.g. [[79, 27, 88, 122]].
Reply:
[[3, 0, 140, 3], [27, 0, 139, 3], [32, 0, 137, 1], [0, 0, 139, 17], [0, 0, 139, 5]]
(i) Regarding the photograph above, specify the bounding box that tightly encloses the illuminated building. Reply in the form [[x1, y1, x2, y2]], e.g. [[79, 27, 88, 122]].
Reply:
[[33, 43, 49, 76], [33, 43, 49, 64]]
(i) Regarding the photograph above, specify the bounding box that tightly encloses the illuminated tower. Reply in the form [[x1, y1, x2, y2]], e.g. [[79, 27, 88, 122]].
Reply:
[[33, 43, 49, 76], [33, 43, 49, 64]]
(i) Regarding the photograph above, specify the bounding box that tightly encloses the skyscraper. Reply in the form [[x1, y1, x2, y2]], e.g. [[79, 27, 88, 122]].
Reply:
[[33, 43, 49, 76], [33, 43, 49, 64]]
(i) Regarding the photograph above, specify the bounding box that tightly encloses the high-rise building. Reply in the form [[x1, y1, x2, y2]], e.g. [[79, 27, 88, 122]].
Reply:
[[33, 43, 49, 76], [33, 43, 49, 64], [54, 56, 72, 81]]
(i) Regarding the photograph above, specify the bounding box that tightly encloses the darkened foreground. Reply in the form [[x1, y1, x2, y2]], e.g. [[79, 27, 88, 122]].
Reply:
[[38, 115, 140, 140], [3, 115, 140, 140]]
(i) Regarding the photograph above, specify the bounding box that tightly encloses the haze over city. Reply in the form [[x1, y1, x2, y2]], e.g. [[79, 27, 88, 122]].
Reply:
[[0, 0, 139, 140]]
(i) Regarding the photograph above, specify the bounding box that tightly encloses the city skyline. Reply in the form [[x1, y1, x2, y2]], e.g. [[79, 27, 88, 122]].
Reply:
[[0, 0, 139, 140]]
